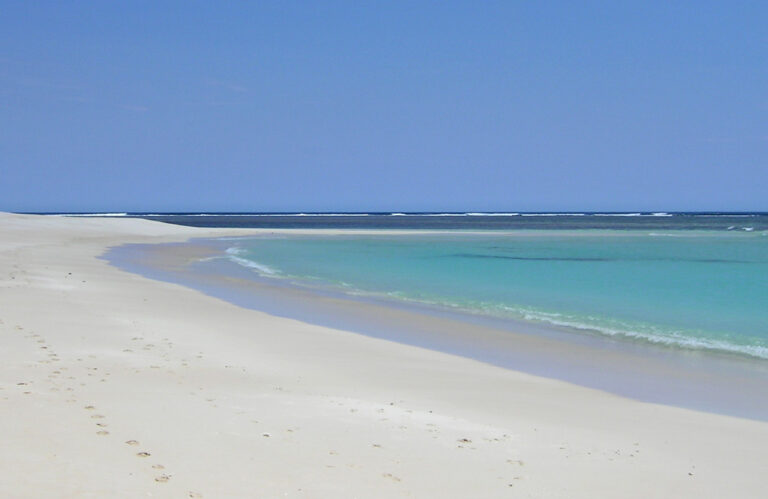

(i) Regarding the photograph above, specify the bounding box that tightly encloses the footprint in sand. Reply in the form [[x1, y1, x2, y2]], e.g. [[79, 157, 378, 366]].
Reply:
[[125, 440, 139, 446], [154, 474, 171, 483], [96, 430, 110, 436], [137, 451, 151, 458], [152, 464, 165, 470]]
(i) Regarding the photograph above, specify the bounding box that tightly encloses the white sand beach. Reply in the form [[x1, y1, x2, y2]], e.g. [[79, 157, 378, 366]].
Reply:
[[1, 212, 767, 498]]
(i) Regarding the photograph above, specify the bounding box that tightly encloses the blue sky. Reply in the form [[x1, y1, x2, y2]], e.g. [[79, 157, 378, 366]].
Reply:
[[1, 1, 766, 212]]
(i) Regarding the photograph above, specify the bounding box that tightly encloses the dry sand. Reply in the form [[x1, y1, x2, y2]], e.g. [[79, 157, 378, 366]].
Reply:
[[1, 212, 766, 498]]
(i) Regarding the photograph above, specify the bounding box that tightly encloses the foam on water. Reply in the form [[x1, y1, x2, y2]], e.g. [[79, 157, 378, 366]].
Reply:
[[56, 212, 129, 217], [224, 247, 278, 275], [493, 305, 768, 359], [520, 213, 587, 216]]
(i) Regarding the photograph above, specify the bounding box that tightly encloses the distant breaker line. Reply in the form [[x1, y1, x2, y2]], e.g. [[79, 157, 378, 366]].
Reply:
[[44, 211, 764, 218]]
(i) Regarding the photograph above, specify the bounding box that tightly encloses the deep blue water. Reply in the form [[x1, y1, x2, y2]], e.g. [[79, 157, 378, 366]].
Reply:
[[45, 211, 768, 231]]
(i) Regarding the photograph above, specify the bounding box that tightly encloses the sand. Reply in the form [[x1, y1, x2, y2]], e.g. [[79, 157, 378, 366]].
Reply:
[[1, 212, 766, 498]]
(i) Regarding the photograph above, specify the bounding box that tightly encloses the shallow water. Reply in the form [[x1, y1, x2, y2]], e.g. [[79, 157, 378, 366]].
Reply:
[[225, 231, 768, 359]]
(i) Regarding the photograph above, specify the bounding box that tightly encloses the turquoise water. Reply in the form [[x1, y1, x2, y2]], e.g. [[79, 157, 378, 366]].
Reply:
[[225, 231, 768, 359]]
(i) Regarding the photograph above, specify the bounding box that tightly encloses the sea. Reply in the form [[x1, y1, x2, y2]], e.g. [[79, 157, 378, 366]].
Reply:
[[59, 212, 768, 360]]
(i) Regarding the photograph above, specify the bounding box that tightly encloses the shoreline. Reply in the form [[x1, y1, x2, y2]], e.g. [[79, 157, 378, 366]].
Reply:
[[105, 236, 768, 421], [2, 212, 768, 497]]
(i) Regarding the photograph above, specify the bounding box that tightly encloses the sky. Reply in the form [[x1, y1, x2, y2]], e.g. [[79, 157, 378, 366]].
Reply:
[[1, 1, 766, 212]]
